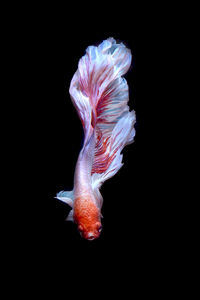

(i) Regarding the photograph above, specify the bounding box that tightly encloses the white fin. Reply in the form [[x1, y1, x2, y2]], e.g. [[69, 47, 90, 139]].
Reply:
[[92, 179, 104, 209], [65, 210, 74, 222], [55, 190, 74, 208], [69, 72, 93, 148]]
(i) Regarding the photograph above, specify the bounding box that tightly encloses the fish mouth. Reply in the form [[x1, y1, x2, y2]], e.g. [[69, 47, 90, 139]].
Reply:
[[80, 232, 99, 240], [87, 236, 95, 241], [86, 232, 96, 240]]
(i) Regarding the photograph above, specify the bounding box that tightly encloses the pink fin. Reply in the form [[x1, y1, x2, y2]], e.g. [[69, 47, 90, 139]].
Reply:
[[69, 38, 135, 177]]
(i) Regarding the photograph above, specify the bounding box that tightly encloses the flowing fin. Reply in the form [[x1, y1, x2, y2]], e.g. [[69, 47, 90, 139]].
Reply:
[[69, 38, 132, 148], [89, 39, 135, 176], [69, 38, 136, 204], [92, 111, 136, 188], [69, 75, 93, 147], [55, 190, 74, 208]]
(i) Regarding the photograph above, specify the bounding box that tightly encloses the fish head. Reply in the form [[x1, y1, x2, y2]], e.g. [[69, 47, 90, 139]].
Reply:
[[74, 197, 102, 240], [78, 221, 102, 240]]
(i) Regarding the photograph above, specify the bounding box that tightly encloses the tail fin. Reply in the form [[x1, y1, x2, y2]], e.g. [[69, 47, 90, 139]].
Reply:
[[69, 37, 136, 187], [69, 38, 132, 147]]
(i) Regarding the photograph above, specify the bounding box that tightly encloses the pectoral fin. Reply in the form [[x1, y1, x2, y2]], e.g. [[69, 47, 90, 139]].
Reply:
[[65, 210, 74, 222], [55, 190, 74, 208]]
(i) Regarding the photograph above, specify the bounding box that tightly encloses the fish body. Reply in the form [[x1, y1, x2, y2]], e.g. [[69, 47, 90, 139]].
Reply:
[[73, 133, 102, 240], [56, 38, 136, 240]]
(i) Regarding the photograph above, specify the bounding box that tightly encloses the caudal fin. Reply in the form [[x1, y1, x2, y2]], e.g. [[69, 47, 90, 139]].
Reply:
[[69, 37, 136, 187], [69, 38, 132, 147]]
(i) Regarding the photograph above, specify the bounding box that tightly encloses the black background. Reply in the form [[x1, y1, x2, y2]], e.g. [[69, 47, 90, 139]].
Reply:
[[5, 3, 181, 294]]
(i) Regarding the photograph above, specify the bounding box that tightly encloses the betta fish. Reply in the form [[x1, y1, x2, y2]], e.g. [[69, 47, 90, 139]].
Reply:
[[56, 38, 136, 240]]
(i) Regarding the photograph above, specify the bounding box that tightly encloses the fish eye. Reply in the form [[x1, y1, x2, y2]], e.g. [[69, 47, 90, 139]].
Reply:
[[98, 225, 102, 232]]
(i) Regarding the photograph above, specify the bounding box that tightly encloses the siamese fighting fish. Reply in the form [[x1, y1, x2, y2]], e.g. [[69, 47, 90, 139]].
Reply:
[[56, 38, 136, 240]]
